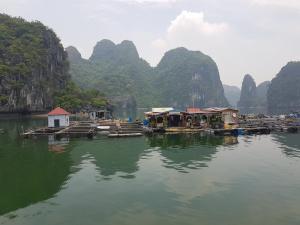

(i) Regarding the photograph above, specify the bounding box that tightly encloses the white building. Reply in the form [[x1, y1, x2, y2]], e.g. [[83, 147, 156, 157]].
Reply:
[[48, 107, 70, 128], [89, 110, 111, 120]]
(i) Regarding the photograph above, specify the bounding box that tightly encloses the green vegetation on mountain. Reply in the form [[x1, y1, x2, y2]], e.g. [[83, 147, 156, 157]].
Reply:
[[154, 47, 228, 108], [0, 13, 70, 112], [67, 40, 157, 108], [54, 81, 108, 112], [268, 62, 300, 114], [68, 42, 229, 109]]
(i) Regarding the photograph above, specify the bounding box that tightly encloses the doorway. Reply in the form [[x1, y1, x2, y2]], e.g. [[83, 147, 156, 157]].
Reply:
[[54, 119, 60, 127]]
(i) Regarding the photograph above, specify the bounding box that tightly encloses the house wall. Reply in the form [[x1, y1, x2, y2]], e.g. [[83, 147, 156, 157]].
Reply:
[[222, 111, 238, 124], [48, 115, 69, 128]]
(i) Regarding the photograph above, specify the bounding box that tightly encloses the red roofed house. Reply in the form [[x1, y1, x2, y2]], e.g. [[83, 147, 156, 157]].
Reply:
[[48, 107, 70, 128]]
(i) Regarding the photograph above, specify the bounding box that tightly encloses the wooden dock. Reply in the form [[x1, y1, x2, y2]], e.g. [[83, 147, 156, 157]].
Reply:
[[55, 122, 96, 138], [108, 121, 144, 137]]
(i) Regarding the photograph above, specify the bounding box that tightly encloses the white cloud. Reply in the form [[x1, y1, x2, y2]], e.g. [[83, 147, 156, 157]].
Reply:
[[151, 10, 230, 75], [152, 10, 229, 55], [150, 7, 300, 87], [167, 11, 228, 36]]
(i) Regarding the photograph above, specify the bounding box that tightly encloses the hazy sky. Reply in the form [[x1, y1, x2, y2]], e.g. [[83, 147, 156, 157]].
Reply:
[[1, 0, 300, 87]]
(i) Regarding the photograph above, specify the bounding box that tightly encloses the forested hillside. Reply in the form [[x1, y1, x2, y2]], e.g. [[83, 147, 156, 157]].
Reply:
[[154, 47, 228, 108], [67, 40, 156, 108], [68, 42, 229, 109], [0, 13, 70, 112]]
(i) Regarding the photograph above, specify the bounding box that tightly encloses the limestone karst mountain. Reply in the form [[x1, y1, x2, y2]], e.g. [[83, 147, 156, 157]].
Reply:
[[268, 62, 300, 114], [67, 44, 229, 108], [0, 13, 70, 113]]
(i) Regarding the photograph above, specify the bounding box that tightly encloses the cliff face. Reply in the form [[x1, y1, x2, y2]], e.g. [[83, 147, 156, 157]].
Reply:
[[223, 84, 241, 107], [155, 47, 229, 108], [0, 14, 70, 113], [65, 46, 82, 63], [256, 81, 270, 113], [268, 62, 300, 114], [238, 74, 270, 114], [238, 75, 257, 114]]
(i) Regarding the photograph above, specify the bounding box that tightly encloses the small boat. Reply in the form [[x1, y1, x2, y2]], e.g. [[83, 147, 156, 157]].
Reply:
[[108, 133, 143, 138], [97, 126, 110, 131]]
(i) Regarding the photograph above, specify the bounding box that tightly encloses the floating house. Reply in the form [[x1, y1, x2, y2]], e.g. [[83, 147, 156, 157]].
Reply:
[[48, 107, 70, 128], [145, 107, 239, 130], [186, 108, 223, 129], [89, 109, 111, 120], [145, 107, 174, 128], [167, 109, 187, 127], [203, 108, 239, 128]]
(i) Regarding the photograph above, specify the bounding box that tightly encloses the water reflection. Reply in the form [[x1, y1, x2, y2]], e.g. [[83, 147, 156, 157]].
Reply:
[[48, 135, 69, 153], [2, 118, 300, 225], [70, 137, 148, 178], [147, 133, 238, 149], [0, 138, 72, 216], [272, 133, 300, 158], [0, 117, 46, 142], [147, 134, 238, 172]]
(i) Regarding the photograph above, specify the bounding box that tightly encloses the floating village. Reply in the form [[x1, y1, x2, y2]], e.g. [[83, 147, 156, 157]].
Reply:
[[19, 105, 300, 139]]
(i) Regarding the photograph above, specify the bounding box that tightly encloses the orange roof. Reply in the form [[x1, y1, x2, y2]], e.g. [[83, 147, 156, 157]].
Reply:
[[187, 108, 202, 113], [48, 107, 70, 116]]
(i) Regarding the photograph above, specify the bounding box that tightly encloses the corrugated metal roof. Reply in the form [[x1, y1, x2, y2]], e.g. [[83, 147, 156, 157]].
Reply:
[[151, 107, 174, 113], [186, 108, 218, 114], [204, 107, 239, 112]]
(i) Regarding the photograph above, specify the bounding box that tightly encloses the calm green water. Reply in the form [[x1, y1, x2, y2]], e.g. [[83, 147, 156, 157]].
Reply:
[[0, 118, 300, 225]]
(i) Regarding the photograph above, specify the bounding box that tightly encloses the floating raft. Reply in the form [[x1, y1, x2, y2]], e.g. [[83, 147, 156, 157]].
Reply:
[[213, 127, 271, 136], [107, 121, 144, 138], [22, 122, 97, 139]]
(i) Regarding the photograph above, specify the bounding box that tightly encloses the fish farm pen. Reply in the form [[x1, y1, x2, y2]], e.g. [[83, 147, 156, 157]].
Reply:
[[21, 119, 300, 140], [20, 107, 300, 139]]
